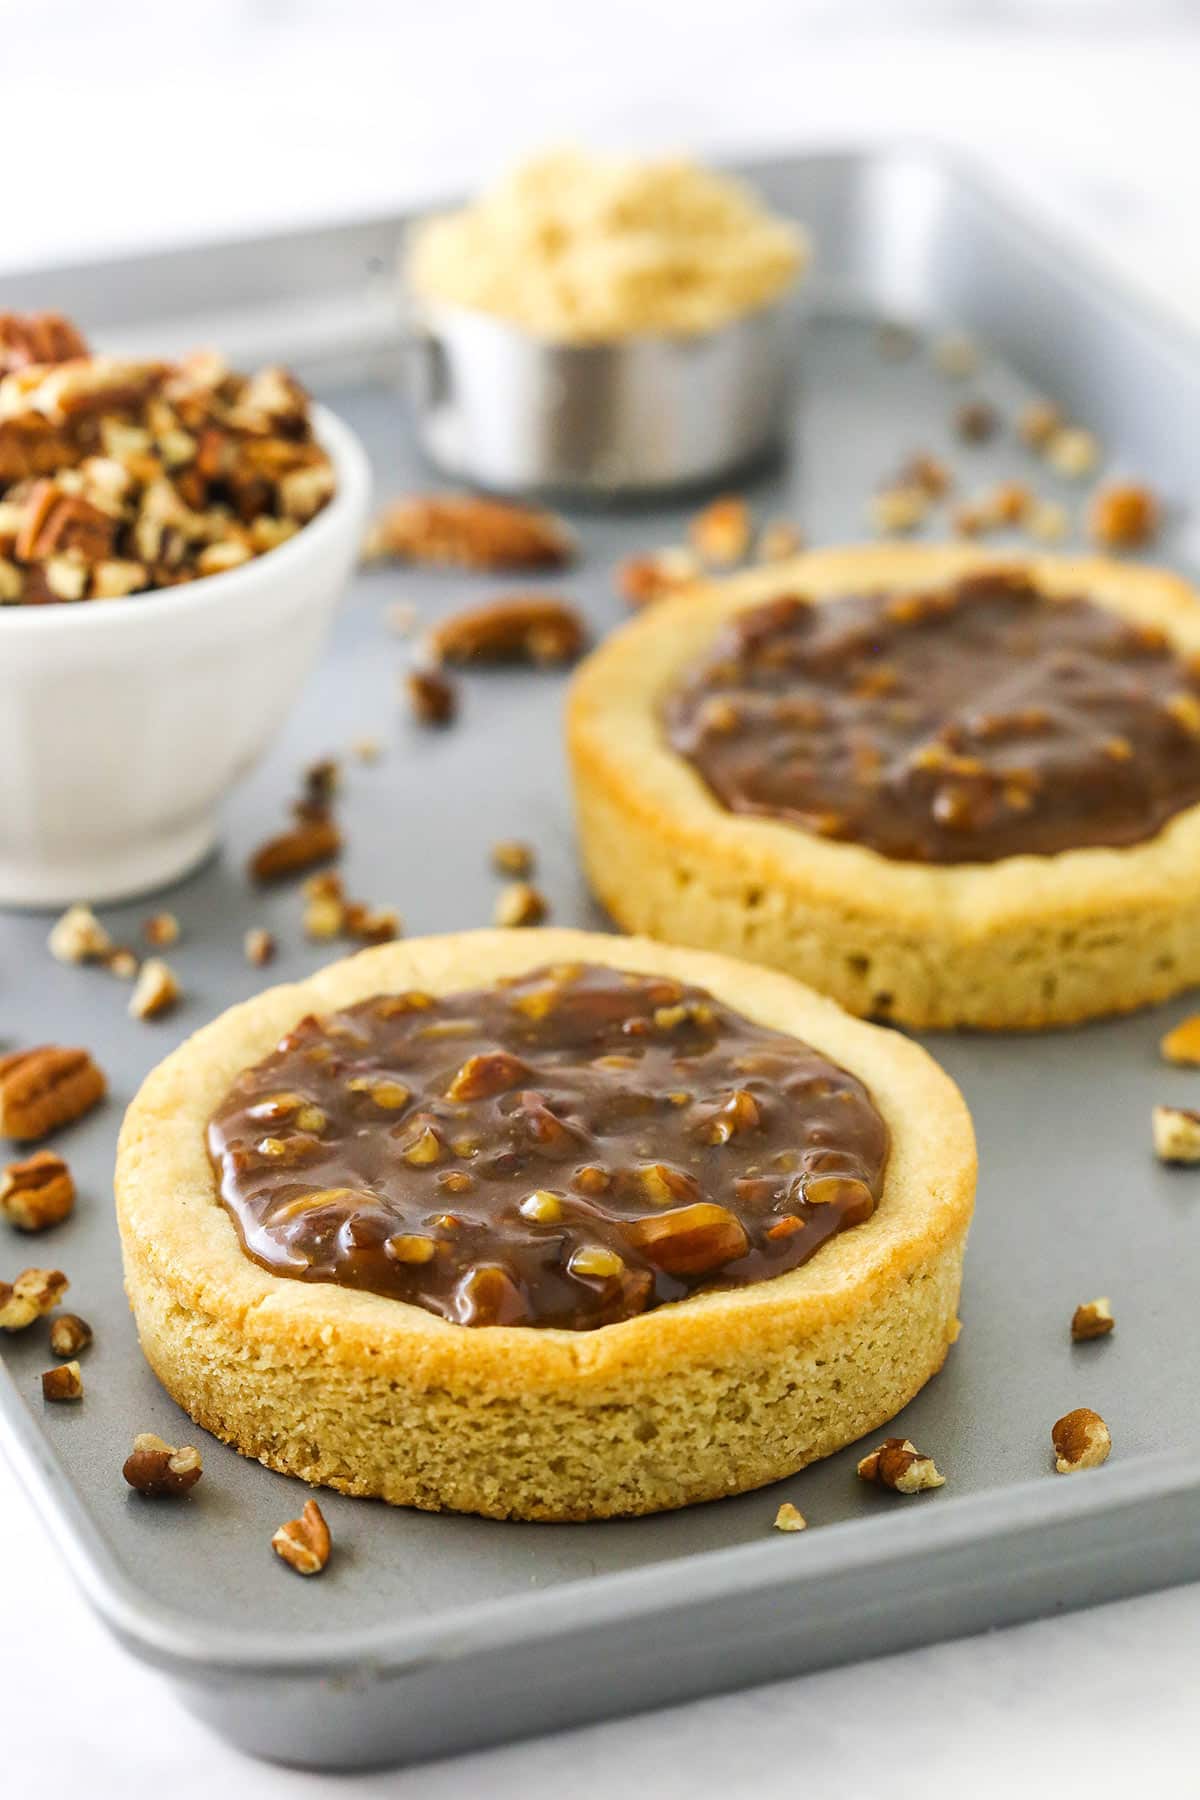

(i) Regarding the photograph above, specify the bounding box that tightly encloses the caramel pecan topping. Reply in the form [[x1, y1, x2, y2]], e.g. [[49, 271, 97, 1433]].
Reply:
[[425, 595, 586, 666], [667, 572, 1200, 864], [364, 494, 573, 570], [207, 964, 889, 1331], [0, 1046, 105, 1141]]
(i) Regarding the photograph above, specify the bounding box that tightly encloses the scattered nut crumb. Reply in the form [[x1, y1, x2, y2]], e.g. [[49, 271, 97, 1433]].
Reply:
[[932, 332, 978, 378], [47, 903, 111, 965], [363, 494, 573, 570], [1051, 1407, 1111, 1474], [491, 840, 534, 877], [951, 501, 988, 538], [304, 890, 344, 941], [272, 1498, 331, 1576], [41, 1360, 82, 1402], [343, 902, 401, 945], [105, 948, 139, 981], [142, 911, 180, 949], [954, 400, 998, 443], [122, 1432, 203, 1497], [1018, 398, 1062, 450], [1028, 500, 1070, 542], [405, 666, 458, 726], [350, 735, 383, 763], [1160, 1015, 1200, 1065], [773, 1501, 807, 1532], [616, 546, 702, 607], [49, 1313, 92, 1357], [894, 452, 952, 500], [689, 495, 751, 565], [0, 1149, 75, 1231], [243, 927, 276, 968], [0, 1267, 68, 1331], [494, 882, 547, 928], [302, 757, 340, 812], [1071, 1296, 1115, 1342], [870, 487, 928, 535], [1046, 426, 1100, 479], [756, 520, 805, 562], [856, 1437, 945, 1493], [129, 958, 181, 1021], [1152, 1103, 1200, 1164], [1088, 481, 1160, 550], [425, 595, 586, 666], [249, 813, 341, 883]]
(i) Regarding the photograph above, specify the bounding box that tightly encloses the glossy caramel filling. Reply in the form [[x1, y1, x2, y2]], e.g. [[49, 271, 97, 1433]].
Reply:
[[666, 572, 1200, 863], [207, 963, 889, 1330]]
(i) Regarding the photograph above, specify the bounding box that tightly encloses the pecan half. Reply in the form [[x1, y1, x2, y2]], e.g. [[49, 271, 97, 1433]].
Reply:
[[122, 1433, 203, 1496], [0, 1046, 106, 1141], [426, 595, 586, 666], [272, 1498, 331, 1575], [363, 494, 573, 570], [249, 814, 341, 883], [0, 1149, 75, 1231], [41, 1360, 83, 1402], [0, 1266, 68, 1330], [856, 1437, 945, 1493], [1051, 1407, 1111, 1474]]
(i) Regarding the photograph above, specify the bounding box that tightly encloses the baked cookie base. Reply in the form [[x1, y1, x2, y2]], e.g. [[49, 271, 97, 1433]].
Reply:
[[116, 930, 974, 1521], [568, 545, 1200, 1029]]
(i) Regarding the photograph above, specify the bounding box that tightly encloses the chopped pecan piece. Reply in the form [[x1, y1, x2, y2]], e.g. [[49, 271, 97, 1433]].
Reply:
[[249, 814, 341, 882], [49, 1313, 92, 1358], [106, 947, 139, 980], [342, 902, 401, 945], [405, 665, 458, 725], [0, 1149, 75, 1231], [773, 1501, 807, 1532], [954, 400, 998, 443], [0, 312, 89, 377], [1153, 1104, 1200, 1164], [1046, 426, 1100, 478], [0, 1046, 105, 1141], [1051, 1407, 1111, 1474], [893, 452, 952, 499], [142, 910, 180, 948], [628, 1202, 749, 1275], [122, 1433, 203, 1496], [47, 903, 111, 965], [689, 495, 751, 565], [445, 1051, 529, 1102], [491, 839, 534, 876], [1160, 1015, 1200, 1065], [1088, 481, 1160, 550], [243, 927, 277, 967], [0, 1266, 68, 1330], [856, 1437, 945, 1493], [616, 546, 701, 607], [493, 881, 548, 928], [426, 595, 586, 666], [272, 1498, 332, 1575], [364, 494, 573, 570], [1070, 1296, 1114, 1342], [129, 958, 182, 1020], [41, 1360, 83, 1402]]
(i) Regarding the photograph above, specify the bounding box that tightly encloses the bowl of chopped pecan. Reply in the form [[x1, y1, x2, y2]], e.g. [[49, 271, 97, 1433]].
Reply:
[[0, 314, 369, 907]]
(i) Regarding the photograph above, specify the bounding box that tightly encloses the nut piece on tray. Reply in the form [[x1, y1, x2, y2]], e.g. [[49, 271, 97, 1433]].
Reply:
[[272, 1499, 332, 1576], [0, 1149, 75, 1231], [0, 1047, 105, 1141], [122, 1433, 203, 1497], [41, 1360, 83, 1402], [1051, 1408, 1111, 1474], [1070, 1297, 1114, 1342], [0, 1266, 68, 1330], [425, 595, 586, 666], [1152, 1104, 1200, 1164], [856, 1437, 945, 1494], [363, 494, 573, 570]]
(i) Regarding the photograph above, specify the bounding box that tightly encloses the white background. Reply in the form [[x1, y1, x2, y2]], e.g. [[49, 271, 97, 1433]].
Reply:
[[2, 1, 1198, 1793]]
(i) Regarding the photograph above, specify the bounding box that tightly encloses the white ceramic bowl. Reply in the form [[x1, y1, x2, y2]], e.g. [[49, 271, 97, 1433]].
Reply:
[[0, 404, 370, 909]]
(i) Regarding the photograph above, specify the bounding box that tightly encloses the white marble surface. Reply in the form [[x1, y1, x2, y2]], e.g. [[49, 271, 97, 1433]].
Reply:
[[2, 2, 1199, 1791]]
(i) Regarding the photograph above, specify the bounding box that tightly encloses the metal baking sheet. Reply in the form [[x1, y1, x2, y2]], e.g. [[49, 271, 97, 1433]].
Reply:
[[3, 147, 1200, 1772]]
